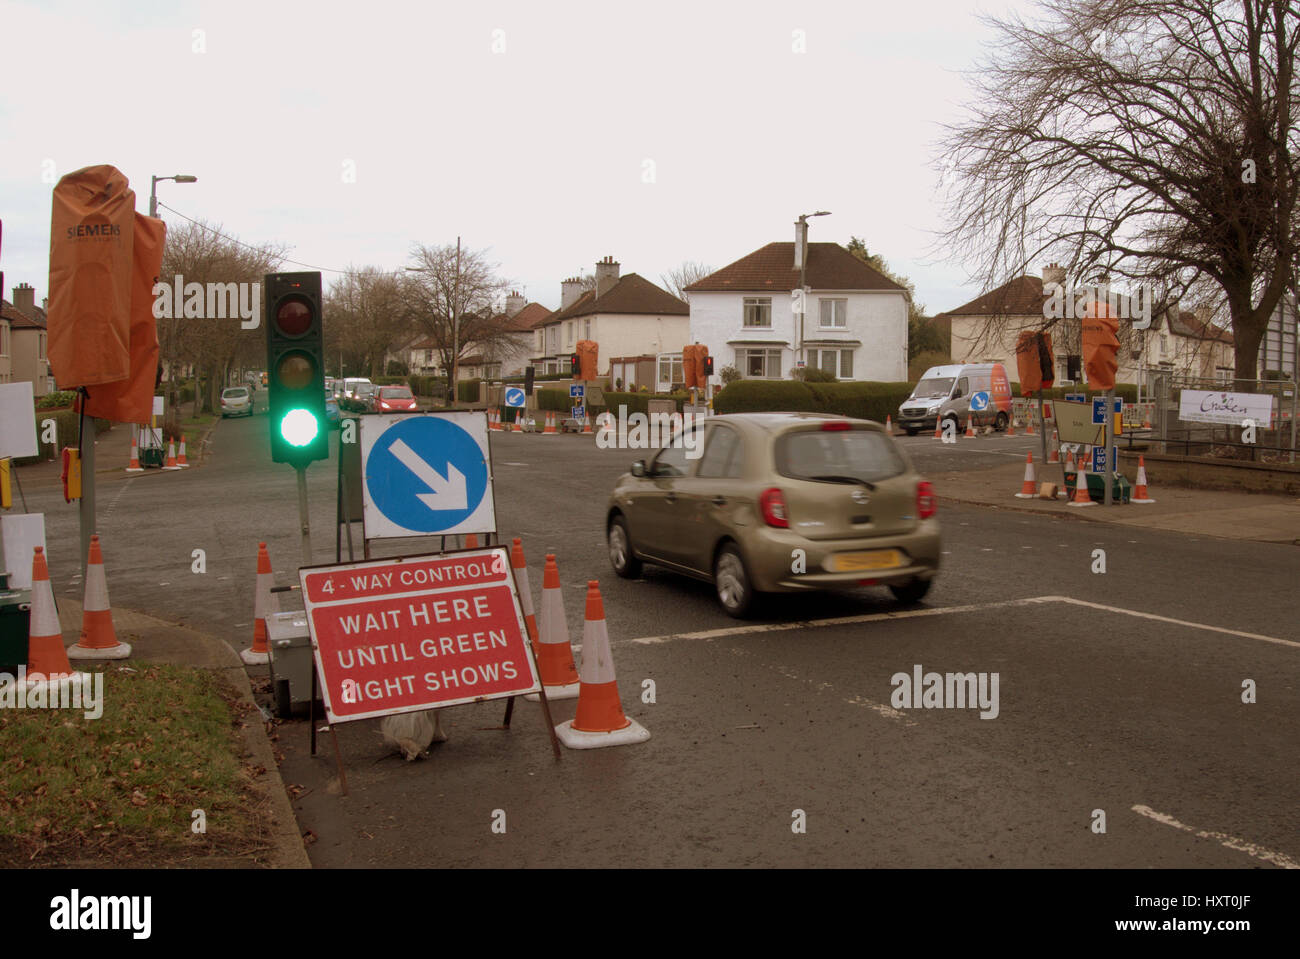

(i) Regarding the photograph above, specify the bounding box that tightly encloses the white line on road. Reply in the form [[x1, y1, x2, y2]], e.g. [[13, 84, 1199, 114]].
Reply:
[[625, 595, 1298, 650], [1131, 805, 1300, 869], [1053, 597, 1300, 650], [626, 596, 1061, 644]]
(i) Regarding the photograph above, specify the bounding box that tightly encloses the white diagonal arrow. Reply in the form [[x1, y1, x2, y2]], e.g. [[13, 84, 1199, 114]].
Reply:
[[388, 438, 467, 511]]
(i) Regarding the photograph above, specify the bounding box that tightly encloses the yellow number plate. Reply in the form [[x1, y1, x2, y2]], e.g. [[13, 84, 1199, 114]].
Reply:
[[831, 549, 903, 572]]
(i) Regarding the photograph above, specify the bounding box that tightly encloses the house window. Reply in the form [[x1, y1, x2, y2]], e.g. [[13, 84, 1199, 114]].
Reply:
[[737, 348, 782, 378], [811, 348, 854, 377], [0, 323, 8, 357], [743, 297, 772, 328], [657, 354, 684, 389], [819, 298, 847, 328]]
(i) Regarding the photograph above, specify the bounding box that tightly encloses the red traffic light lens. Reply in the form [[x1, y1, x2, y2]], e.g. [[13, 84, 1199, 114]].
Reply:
[[276, 352, 316, 390], [275, 297, 313, 337]]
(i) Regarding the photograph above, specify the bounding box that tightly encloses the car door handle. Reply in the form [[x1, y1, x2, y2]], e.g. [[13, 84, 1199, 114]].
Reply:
[[711, 496, 727, 506]]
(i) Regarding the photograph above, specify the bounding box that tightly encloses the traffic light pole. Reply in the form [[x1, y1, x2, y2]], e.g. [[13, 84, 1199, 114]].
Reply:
[[296, 467, 313, 568], [1103, 389, 1113, 506]]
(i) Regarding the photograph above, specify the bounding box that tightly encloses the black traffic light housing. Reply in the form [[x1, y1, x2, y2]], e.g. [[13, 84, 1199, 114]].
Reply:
[[570, 354, 581, 377], [265, 271, 328, 467], [702, 355, 714, 377]]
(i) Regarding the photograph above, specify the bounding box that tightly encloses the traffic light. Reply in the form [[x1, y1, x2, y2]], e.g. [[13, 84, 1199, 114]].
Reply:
[[570, 354, 581, 377], [265, 271, 328, 467], [702, 354, 714, 377]]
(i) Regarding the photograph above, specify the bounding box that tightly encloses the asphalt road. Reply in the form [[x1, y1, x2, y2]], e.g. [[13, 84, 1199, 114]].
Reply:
[[18, 410, 1300, 868]]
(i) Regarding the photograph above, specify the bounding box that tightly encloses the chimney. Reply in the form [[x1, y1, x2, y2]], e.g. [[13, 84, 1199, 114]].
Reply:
[[12, 283, 36, 317], [1041, 262, 1067, 288], [560, 277, 584, 310], [504, 291, 526, 317], [793, 221, 806, 271], [595, 256, 620, 298]]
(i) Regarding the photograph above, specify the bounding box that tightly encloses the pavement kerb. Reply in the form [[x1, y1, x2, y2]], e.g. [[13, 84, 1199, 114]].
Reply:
[[55, 597, 311, 869]]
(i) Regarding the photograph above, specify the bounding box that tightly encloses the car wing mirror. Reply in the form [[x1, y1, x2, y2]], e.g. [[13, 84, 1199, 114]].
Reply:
[[631, 460, 647, 477]]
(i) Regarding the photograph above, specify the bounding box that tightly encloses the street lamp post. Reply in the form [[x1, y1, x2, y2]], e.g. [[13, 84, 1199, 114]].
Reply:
[[149, 174, 197, 218], [795, 211, 830, 372]]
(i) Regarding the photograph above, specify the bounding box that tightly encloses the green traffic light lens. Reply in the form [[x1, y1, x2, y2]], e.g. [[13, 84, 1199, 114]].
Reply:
[[280, 408, 320, 447]]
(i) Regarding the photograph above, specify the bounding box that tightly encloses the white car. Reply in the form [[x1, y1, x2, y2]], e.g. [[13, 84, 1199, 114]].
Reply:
[[221, 386, 253, 418]]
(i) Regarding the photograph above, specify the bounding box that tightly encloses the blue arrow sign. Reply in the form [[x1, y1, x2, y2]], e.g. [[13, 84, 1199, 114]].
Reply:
[[569, 384, 585, 399], [365, 417, 489, 534], [969, 391, 990, 411], [504, 387, 525, 408]]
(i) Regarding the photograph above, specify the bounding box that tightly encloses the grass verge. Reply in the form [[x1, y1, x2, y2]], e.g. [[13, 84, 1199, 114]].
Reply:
[[0, 664, 274, 866]]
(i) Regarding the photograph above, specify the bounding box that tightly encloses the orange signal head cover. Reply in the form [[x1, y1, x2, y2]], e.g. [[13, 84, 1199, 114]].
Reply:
[[1081, 306, 1120, 391]]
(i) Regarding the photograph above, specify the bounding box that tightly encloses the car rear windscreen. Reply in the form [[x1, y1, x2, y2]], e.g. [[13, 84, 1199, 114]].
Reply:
[[775, 428, 907, 485], [223, 389, 248, 398]]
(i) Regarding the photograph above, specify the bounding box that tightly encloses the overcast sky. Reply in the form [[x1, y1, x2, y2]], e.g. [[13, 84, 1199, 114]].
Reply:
[[1, 0, 1029, 315]]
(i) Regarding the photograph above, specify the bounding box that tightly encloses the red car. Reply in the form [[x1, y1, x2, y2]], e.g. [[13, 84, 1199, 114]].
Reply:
[[373, 386, 418, 414]]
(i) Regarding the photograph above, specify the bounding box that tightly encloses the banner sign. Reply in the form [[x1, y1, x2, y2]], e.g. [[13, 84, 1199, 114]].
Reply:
[[1178, 390, 1275, 427], [300, 548, 541, 723]]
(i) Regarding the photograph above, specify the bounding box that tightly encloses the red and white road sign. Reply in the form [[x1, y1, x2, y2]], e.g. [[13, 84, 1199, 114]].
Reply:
[[299, 547, 541, 723]]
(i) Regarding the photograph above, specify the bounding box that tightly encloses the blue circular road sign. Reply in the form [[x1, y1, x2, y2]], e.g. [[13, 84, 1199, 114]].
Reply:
[[970, 391, 990, 411], [366, 417, 489, 533], [504, 388, 525, 408]]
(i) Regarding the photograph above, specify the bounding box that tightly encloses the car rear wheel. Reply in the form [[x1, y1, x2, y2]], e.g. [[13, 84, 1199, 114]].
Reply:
[[995, 412, 1008, 431], [889, 578, 932, 605], [608, 515, 642, 578], [714, 543, 757, 618]]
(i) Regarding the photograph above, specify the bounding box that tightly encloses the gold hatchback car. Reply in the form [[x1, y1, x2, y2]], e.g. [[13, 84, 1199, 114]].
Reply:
[[606, 412, 941, 617]]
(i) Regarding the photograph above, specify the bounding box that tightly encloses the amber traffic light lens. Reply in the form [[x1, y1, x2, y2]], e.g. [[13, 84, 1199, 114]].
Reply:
[[276, 352, 315, 390]]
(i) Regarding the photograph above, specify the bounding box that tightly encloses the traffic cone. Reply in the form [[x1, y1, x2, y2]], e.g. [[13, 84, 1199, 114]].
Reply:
[[1131, 454, 1156, 503], [163, 441, 181, 470], [543, 411, 558, 435], [1070, 449, 1096, 506], [176, 440, 189, 467], [885, 415, 893, 434], [67, 535, 131, 660], [24, 546, 77, 683], [1063, 447, 1075, 474], [554, 581, 650, 749], [488, 409, 498, 431], [1025, 415, 1035, 436], [510, 538, 538, 651], [933, 420, 943, 440], [513, 412, 523, 433], [125, 436, 143, 473], [1014, 452, 1037, 498], [463, 533, 479, 548], [1006, 415, 1016, 436], [1048, 428, 1061, 463], [583, 412, 593, 434], [525, 554, 580, 701], [240, 542, 277, 665], [965, 416, 976, 438]]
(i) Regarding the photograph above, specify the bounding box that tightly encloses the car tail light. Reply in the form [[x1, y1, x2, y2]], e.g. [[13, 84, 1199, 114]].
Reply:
[[821, 420, 851, 431], [759, 487, 789, 528], [917, 481, 936, 519]]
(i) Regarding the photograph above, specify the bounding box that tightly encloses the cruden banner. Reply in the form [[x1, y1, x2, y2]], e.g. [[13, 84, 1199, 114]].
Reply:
[[48, 165, 137, 387]]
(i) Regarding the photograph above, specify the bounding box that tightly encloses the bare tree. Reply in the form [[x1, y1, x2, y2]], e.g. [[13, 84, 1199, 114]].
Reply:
[[325, 267, 417, 379], [404, 242, 511, 403], [938, 0, 1299, 384], [157, 219, 285, 418], [660, 260, 714, 300]]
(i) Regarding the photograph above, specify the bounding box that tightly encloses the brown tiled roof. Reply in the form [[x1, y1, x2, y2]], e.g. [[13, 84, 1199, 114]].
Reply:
[[1171, 312, 1234, 344], [502, 302, 553, 331], [684, 242, 906, 293], [938, 275, 1045, 318], [1, 301, 46, 330], [544, 274, 686, 324]]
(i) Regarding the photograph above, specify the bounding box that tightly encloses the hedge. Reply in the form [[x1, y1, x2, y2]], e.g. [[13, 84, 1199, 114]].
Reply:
[[407, 375, 447, 397], [711, 380, 913, 421], [457, 378, 482, 403], [1010, 382, 1139, 403], [533, 388, 690, 416]]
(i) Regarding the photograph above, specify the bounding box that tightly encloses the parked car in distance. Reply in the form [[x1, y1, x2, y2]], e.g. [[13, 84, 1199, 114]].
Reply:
[[325, 390, 341, 426], [340, 376, 373, 406], [220, 386, 253, 418], [373, 385, 418, 414], [897, 363, 1012, 436], [606, 412, 940, 618]]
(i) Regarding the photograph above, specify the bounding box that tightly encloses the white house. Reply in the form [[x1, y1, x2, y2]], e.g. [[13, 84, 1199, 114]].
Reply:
[[684, 231, 909, 384], [531, 257, 690, 384]]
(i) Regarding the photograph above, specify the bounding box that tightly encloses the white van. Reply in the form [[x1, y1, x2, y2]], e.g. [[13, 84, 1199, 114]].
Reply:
[[897, 363, 1013, 435]]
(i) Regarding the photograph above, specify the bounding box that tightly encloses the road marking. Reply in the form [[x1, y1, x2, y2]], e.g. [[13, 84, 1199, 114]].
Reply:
[[626, 596, 1060, 644], [625, 595, 1298, 650], [1132, 805, 1300, 869], [1053, 597, 1300, 650]]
